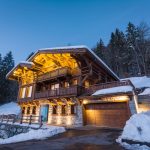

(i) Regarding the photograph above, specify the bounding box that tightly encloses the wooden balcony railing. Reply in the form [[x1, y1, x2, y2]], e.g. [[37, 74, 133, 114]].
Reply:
[[34, 86, 81, 99], [37, 67, 71, 82], [83, 80, 134, 95]]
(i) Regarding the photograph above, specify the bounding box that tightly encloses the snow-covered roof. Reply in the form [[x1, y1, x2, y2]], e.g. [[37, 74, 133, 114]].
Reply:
[[6, 61, 35, 79], [92, 85, 133, 96], [139, 88, 150, 96], [27, 45, 119, 80], [122, 76, 150, 89]]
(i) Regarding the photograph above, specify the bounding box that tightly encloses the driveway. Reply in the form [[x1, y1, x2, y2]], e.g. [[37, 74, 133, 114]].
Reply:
[[0, 127, 126, 150]]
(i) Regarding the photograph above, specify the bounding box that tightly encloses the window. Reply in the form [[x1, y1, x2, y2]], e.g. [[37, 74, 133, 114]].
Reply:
[[20, 87, 26, 98], [64, 82, 69, 87], [62, 105, 66, 114], [84, 80, 90, 88], [27, 86, 33, 97], [52, 105, 57, 114], [51, 83, 59, 90], [71, 105, 75, 114], [22, 107, 25, 114], [32, 106, 36, 115], [73, 79, 78, 85], [27, 107, 30, 114]]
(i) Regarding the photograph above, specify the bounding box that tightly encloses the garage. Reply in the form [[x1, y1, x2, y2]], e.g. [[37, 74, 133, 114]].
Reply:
[[84, 102, 130, 128]]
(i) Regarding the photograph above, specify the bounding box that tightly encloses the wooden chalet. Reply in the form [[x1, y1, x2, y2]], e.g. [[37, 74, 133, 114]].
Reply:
[[6, 46, 138, 128]]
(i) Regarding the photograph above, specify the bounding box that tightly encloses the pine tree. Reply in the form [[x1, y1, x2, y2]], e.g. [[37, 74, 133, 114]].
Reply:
[[126, 22, 141, 76], [0, 51, 18, 103], [108, 29, 127, 77]]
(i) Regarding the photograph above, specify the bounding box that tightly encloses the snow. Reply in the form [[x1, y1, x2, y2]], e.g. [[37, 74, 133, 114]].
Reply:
[[0, 126, 65, 144], [117, 111, 150, 143], [117, 138, 150, 150], [139, 88, 150, 95], [122, 76, 150, 89], [20, 61, 34, 65], [92, 85, 133, 96], [0, 102, 20, 115]]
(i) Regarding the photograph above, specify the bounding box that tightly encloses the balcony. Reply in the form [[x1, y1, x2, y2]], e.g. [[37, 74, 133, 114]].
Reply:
[[34, 86, 82, 99], [83, 80, 134, 95], [37, 67, 71, 82]]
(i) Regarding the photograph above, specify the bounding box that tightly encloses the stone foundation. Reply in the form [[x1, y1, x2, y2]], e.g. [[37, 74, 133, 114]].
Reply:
[[48, 105, 83, 126]]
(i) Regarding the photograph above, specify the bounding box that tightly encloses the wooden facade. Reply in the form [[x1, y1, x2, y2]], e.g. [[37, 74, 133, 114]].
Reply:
[[6, 46, 134, 128]]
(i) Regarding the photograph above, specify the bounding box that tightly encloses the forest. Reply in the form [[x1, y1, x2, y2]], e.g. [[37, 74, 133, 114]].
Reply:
[[93, 22, 150, 77], [0, 22, 150, 104]]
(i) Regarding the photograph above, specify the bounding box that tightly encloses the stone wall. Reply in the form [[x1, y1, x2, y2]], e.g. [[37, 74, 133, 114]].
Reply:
[[0, 123, 29, 139], [48, 105, 83, 127]]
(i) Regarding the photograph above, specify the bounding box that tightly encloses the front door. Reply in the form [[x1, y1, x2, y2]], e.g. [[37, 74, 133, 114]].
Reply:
[[40, 105, 49, 122]]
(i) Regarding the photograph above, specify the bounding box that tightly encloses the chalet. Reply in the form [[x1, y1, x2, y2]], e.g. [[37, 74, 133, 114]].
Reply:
[[6, 46, 138, 128]]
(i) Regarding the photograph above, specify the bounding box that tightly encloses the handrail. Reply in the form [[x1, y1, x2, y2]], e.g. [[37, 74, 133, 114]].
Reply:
[[37, 67, 71, 81], [34, 85, 80, 99]]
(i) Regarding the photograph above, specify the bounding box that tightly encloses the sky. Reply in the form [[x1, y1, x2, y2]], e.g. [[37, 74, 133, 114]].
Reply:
[[0, 0, 150, 64]]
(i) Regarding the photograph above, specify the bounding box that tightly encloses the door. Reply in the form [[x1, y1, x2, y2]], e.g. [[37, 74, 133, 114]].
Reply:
[[85, 102, 130, 128], [40, 105, 49, 122]]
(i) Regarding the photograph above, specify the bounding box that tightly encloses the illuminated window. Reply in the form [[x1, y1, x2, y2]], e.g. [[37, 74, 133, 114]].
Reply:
[[20, 87, 26, 98], [51, 84, 59, 90], [27, 86, 33, 97], [84, 80, 90, 88], [73, 79, 77, 85], [64, 82, 69, 87]]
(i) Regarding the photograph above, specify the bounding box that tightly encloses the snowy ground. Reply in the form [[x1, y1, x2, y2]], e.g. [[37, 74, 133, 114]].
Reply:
[[0, 102, 20, 115], [0, 125, 65, 144], [117, 111, 150, 149], [0, 102, 66, 144]]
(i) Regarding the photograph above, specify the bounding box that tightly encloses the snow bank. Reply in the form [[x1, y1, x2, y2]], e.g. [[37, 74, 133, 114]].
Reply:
[[0, 102, 20, 115], [118, 111, 150, 143], [92, 85, 133, 96], [122, 76, 150, 88], [0, 126, 65, 144]]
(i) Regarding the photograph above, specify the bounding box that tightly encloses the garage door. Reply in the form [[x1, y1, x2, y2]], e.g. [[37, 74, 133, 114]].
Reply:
[[84, 102, 130, 128]]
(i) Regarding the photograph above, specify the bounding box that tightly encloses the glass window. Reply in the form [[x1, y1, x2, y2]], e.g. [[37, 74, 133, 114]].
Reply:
[[51, 83, 59, 90], [22, 107, 25, 114], [52, 105, 57, 114], [62, 105, 66, 114], [27, 107, 30, 114], [27, 86, 33, 97], [32, 106, 36, 115], [71, 105, 75, 114], [84, 80, 90, 88], [20, 87, 26, 98]]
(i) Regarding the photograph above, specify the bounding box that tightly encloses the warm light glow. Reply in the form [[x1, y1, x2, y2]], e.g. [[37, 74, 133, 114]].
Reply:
[[83, 100, 88, 104], [57, 115, 62, 125], [66, 116, 72, 126]]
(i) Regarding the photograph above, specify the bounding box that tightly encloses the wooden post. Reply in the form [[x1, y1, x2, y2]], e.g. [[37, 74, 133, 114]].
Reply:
[[13, 116, 16, 124], [20, 115, 23, 124], [39, 115, 43, 128], [29, 115, 32, 125], [6, 115, 9, 123], [1, 114, 4, 122]]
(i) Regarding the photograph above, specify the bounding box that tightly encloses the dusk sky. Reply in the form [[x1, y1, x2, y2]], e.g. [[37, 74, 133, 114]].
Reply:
[[0, 0, 150, 64]]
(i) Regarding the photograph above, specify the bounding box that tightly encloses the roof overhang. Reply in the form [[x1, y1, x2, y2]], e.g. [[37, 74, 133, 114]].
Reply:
[[6, 45, 120, 81]]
